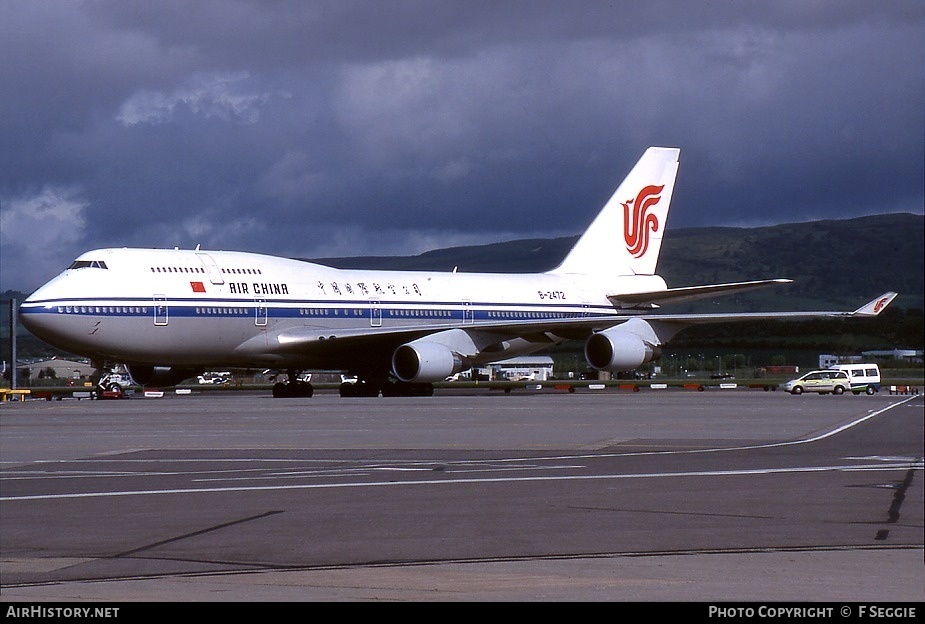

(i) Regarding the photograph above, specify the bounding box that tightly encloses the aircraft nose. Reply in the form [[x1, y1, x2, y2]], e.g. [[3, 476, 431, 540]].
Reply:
[[18, 280, 69, 341], [22, 288, 44, 307], [18, 293, 54, 334]]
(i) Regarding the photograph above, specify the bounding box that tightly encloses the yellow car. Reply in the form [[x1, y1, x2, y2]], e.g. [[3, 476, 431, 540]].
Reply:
[[781, 370, 852, 395]]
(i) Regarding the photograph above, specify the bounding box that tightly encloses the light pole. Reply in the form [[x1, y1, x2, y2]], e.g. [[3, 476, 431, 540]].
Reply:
[[9, 299, 17, 389]]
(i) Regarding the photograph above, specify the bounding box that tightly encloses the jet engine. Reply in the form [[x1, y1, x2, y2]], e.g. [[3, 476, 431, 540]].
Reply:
[[126, 365, 201, 387], [392, 342, 465, 383], [584, 324, 661, 372]]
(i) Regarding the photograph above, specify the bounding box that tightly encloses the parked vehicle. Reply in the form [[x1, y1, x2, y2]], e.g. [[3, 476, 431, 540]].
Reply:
[[198, 372, 231, 385], [828, 363, 881, 395], [94, 371, 133, 398], [781, 370, 852, 395]]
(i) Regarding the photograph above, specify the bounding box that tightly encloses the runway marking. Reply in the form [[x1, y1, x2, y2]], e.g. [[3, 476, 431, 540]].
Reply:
[[194, 464, 585, 483], [1, 396, 919, 502], [529, 395, 921, 462], [2, 461, 920, 502]]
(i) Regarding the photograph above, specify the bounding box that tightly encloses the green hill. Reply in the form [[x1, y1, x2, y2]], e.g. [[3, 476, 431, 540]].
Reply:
[[657, 213, 923, 312], [315, 213, 924, 312]]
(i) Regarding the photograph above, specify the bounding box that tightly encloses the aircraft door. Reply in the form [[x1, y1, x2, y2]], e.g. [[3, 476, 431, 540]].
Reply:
[[154, 295, 168, 326], [370, 298, 381, 327], [255, 298, 267, 326], [196, 253, 225, 285]]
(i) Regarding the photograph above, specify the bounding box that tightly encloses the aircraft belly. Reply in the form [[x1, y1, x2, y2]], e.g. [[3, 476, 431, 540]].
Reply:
[[111, 316, 259, 364], [31, 314, 267, 366], [233, 318, 387, 369], [18, 312, 107, 358], [468, 338, 550, 366]]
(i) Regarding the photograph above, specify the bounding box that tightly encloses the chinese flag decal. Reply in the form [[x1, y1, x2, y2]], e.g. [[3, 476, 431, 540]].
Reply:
[[191, 282, 206, 293]]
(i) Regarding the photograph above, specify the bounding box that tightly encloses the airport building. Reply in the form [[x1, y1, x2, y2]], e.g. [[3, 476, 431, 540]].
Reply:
[[14, 358, 95, 383], [820, 350, 923, 368], [488, 356, 554, 381]]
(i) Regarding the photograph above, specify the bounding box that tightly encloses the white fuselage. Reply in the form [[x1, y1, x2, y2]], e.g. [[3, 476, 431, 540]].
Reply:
[[20, 247, 666, 370], [20, 147, 683, 386]]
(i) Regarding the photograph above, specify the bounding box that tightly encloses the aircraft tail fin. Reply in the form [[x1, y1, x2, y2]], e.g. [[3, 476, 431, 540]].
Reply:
[[549, 146, 680, 277], [850, 292, 898, 316]]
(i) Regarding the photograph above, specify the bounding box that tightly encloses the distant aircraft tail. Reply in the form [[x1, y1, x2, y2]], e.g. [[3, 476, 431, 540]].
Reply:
[[850, 292, 898, 316], [549, 146, 680, 276]]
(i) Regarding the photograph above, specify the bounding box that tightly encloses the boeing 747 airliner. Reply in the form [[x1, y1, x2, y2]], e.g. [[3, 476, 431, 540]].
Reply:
[[20, 147, 897, 397]]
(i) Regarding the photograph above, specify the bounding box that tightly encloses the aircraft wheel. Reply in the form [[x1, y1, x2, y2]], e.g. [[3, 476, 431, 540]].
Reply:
[[340, 381, 378, 397], [358, 381, 380, 397], [292, 382, 314, 398], [376, 381, 434, 397], [273, 381, 314, 398], [400, 382, 434, 397]]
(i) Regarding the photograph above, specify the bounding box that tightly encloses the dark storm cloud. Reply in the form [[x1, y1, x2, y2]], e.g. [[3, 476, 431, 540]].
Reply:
[[1, 0, 923, 292]]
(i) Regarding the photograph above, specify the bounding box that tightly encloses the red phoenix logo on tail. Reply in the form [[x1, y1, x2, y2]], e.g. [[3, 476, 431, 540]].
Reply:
[[623, 185, 664, 258]]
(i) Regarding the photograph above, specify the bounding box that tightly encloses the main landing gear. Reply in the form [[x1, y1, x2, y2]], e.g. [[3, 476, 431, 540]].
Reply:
[[338, 378, 434, 398], [269, 370, 433, 398], [271, 369, 314, 398]]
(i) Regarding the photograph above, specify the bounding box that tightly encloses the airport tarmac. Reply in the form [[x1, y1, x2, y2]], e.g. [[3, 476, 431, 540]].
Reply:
[[1, 387, 922, 603]]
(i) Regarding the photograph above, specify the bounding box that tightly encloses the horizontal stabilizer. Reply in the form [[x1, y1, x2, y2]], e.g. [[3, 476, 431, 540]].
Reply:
[[607, 279, 793, 309]]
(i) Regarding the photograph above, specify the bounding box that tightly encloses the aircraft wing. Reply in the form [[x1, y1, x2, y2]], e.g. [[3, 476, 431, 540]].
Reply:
[[626, 291, 899, 324], [271, 314, 617, 354], [267, 291, 899, 356], [607, 279, 793, 309]]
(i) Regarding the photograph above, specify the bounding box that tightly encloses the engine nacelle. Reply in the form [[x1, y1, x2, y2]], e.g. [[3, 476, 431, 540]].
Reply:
[[126, 365, 201, 387], [392, 342, 464, 383], [585, 326, 659, 372]]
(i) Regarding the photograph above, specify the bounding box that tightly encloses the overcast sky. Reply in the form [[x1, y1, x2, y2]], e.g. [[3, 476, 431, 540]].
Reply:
[[2, 0, 923, 293]]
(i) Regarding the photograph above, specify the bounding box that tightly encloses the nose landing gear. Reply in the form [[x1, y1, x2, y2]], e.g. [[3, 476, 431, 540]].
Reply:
[[270, 369, 314, 398]]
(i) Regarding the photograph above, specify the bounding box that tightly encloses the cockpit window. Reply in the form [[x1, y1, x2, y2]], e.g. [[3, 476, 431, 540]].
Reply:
[[68, 260, 109, 270]]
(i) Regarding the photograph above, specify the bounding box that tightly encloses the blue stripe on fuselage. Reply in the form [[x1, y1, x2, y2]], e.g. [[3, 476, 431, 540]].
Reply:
[[20, 298, 613, 321]]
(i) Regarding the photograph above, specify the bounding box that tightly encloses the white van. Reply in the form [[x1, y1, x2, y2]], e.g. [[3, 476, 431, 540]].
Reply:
[[829, 363, 881, 394]]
